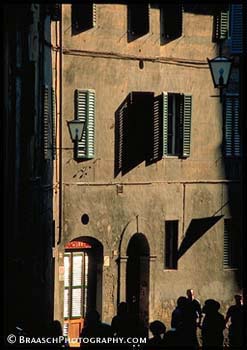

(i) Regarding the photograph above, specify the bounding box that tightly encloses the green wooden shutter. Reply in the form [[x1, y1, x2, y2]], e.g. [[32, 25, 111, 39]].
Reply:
[[162, 92, 168, 156], [148, 94, 162, 163], [182, 94, 192, 158], [230, 4, 243, 54], [75, 89, 95, 159], [115, 99, 127, 176], [51, 88, 56, 160], [214, 9, 229, 40], [43, 85, 50, 159], [87, 90, 95, 159], [223, 219, 231, 268], [220, 10, 229, 39], [224, 94, 240, 157]]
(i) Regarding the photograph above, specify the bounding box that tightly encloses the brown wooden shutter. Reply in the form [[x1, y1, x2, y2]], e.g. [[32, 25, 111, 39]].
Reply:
[[72, 2, 96, 35], [128, 4, 150, 39]]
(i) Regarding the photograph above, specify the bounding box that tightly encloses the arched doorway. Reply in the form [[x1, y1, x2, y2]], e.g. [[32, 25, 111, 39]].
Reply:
[[63, 237, 103, 345], [126, 233, 150, 334]]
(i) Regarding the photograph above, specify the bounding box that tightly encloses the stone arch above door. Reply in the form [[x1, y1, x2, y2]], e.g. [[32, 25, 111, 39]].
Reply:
[[117, 216, 157, 316], [119, 215, 157, 257]]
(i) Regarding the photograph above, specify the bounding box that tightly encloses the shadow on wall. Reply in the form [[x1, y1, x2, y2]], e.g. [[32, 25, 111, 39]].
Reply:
[[177, 216, 224, 260], [114, 92, 154, 177]]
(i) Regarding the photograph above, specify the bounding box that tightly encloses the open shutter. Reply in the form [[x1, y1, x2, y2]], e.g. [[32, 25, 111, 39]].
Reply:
[[128, 4, 149, 38], [182, 94, 192, 158], [87, 90, 95, 159], [160, 4, 183, 41], [115, 99, 128, 176], [148, 94, 162, 163], [230, 4, 243, 54], [72, 3, 96, 34], [162, 92, 168, 156], [214, 9, 229, 41], [43, 85, 51, 160], [75, 89, 95, 160], [224, 94, 240, 157]]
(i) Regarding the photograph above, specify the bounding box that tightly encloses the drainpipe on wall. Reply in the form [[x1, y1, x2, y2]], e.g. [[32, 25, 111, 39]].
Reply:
[[57, 10, 63, 246]]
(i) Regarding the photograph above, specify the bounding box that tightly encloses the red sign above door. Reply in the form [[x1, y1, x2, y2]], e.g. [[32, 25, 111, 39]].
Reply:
[[65, 241, 92, 249]]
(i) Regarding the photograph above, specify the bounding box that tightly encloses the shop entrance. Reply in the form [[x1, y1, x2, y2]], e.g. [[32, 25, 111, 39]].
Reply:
[[126, 233, 150, 334], [63, 237, 103, 346]]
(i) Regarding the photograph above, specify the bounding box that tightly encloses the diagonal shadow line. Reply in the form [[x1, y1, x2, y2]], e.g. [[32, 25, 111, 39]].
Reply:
[[177, 215, 224, 260]]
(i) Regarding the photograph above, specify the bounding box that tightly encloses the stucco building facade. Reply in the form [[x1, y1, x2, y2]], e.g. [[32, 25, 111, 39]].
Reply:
[[51, 3, 244, 339]]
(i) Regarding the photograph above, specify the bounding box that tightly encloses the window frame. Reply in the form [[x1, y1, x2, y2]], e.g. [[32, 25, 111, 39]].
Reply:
[[164, 220, 179, 270]]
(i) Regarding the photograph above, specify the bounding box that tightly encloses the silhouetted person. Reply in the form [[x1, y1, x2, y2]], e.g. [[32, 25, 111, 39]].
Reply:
[[171, 296, 194, 347], [111, 302, 135, 337], [111, 302, 147, 349], [186, 289, 202, 347], [49, 320, 67, 348], [186, 289, 202, 325], [201, 299, 225, 348], [80, 310, 113, 349], [145, 320, 166, 349], [225, 294, 244, 348]]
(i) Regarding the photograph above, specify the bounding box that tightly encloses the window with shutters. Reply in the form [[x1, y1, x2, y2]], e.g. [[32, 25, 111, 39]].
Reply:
[[165, 220, 178, 270], [224, 94, 240, 157], [115, 92, 154, 176], [149, 92, 192, 162], [115, 91, 191, 176], [127, 4, 150, 41], [229, 4, 245, 54], [223, 219, 238, 269], [160, 4, 183, 43], [64, 252, 89, 322], [71, 3, 96, 35], [213, 6, 229, 41], [74, 89, 95, 160]]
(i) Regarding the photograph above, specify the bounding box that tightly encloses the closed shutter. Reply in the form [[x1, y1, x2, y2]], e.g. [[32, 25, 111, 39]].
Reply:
[[182, 94, 192, 158], [162, 92, 168, 156], [230, 4, 243, 54], [223, 219, 237, 269], [128, 4, 149, 38], [223, 219, 231, 268], [75, 89, 95, 160], [43, 85, 51, 160], [51, 88, 56, 160], [64, 252, 89, 319], [224, 94, 240, 157], [233, 97, 240, 157], [71, 253, 83, 318], [64, 253, 70, 319]]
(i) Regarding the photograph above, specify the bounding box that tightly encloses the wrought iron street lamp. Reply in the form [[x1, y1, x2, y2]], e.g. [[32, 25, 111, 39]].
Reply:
[[67, 120, 85, 142], [207, 55, 233, 102]]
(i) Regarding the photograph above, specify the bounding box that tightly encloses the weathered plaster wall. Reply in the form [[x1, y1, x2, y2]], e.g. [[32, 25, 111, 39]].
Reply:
[[57, 4, 241, 328]]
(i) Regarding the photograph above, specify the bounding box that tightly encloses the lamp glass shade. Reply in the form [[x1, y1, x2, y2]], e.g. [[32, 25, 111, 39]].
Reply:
[[67, 120, 85, 141], [207, 56, 233, 88]]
